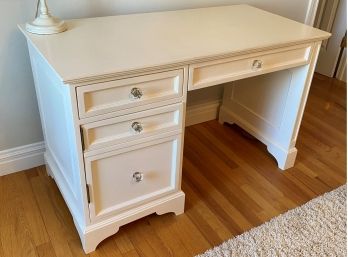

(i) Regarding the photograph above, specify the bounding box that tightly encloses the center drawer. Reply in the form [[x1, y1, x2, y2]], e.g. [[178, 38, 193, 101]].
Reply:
[[76, 69, 184, 118], [188, 44, 312, 90], [81, 103, 184, 152], [85, 134, 182, 221]]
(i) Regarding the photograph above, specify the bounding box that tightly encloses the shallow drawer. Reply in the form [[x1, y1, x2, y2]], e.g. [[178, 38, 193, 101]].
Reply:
[[77, 69, 184, 118], [81, 103, 183, 152], [188, 44, 312, 90], [85, 135, 182, 221]]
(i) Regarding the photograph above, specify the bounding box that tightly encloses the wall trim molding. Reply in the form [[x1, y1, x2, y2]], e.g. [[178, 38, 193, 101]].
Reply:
[[305, 0, 320, 26], [185, 100, 221, 127], [0, 141, 45, 176]]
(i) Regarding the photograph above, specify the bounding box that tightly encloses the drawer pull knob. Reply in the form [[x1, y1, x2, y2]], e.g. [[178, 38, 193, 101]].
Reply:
[[133, 172, 144, 182], [130, 87, 143, 99], [131, 122, 143, 133], [252, 60, 263, 70]]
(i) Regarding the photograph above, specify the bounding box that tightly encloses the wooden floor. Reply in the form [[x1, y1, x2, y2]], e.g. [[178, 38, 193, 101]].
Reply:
[[0, 74, 346, 257]]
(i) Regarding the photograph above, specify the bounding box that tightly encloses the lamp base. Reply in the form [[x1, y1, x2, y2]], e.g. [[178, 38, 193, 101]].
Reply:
[[26, 15, 67, 35]]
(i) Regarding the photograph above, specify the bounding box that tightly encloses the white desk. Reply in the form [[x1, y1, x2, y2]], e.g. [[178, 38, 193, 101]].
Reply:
[[20, 5, 330, 253]]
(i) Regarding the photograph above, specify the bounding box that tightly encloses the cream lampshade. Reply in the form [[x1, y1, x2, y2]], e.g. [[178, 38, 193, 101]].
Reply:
[[26, 0, 67, 34]]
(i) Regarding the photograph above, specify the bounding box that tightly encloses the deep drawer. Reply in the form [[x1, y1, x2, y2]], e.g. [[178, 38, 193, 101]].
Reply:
[[81, 103, 184, 152], [188, 44, 312, 90], [77, 69, 184, 118], [85, 135, 182, 221]]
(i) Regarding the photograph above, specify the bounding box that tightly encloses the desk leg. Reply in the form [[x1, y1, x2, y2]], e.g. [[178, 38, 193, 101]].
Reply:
[[218, 107, 234, 125], [219, 42, 321, 170]]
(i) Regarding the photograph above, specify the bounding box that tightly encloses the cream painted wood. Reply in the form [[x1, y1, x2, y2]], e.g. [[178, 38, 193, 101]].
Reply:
[[27, 42, 90, 233], [85, 134, 182, 222], [219, 42, 322, 170], [19, 5, 329, 84], [76, 69, 184, 118], [79, 191, 185, 253], [20, 4, 330, 254], [188, 44, 312, 90], [81, 103, 183, 152], [83, 130, 184, 159], [27, 40, 187, 253]]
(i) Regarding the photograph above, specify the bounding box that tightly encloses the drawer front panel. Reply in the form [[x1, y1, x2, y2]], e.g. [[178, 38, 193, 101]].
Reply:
[[77, 69, 184, 118], [85, 135, 182, 221], [188, 44, 312, 90], [81, 103, 184, 152]]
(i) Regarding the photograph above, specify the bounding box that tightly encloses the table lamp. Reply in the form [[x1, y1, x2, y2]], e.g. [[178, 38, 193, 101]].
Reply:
[[26, 0, 67, 34]]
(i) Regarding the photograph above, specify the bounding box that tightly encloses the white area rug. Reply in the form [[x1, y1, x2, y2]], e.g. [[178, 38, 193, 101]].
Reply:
[[197, 185, 347, 257]]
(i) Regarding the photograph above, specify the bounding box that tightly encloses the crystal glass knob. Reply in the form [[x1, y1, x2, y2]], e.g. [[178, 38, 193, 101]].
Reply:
[[131, 122, 143, 133], [133, 172, 144, 182], [130, 87, 143, 99], [252, 60, 263, 70]]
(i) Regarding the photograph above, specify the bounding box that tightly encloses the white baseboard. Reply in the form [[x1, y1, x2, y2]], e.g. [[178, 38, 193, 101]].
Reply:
[[185, 100, 221, 126], [0, 141, 45, 176]]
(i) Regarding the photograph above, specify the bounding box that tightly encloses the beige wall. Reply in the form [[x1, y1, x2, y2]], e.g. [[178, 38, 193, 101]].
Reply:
[[0, 0, 316, 151]]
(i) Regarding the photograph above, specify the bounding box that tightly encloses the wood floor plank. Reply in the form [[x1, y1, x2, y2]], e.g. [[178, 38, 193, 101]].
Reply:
[[0, 175, 39, 257], [186, 126, 297, 212], [301, 157, 346, 185], [13, 171, 50, 246], [303, 112, 346, 146], [282, 172, 318, 198], [196, 122, 313, 206], [129, 218, 173, 257], [148, 214, 192, 257], [305, 102, 346, 131], [183, 180, 231, 245], [95, 237, 123, 257], [297, 143, 345, 176], [113, 230, 137, 255], [121, 250, 140, 257], [68, 238, 90, 257], [299, 126, 346, 166], [29, 175, 75, 257], [36, 167, 79, 239], [240, 184, 280, 219], [36, 242, 58, 257], [290, 167, 332, 195], [0, 74, 345, 257], [0, 238, 4, 257], [126, 221, 163, 257], [183, 148, 265, 223], [183, 156, 256, 231], [202, 122, 316, 204], [168, 212, 212, 256], [297, 160, 342, 188]]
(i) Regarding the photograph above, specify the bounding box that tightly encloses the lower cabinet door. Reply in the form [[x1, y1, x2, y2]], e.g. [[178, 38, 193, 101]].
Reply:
[[84, 134, 182, 222]]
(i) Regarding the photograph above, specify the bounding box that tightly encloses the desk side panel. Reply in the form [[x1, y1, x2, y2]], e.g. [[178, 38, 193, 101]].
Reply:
[[28, 42, 89, 229]]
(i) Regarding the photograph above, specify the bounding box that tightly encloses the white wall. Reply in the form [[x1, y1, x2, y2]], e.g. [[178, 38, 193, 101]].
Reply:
[[0, 0, 43, 151], [0, 0, 315, 151]]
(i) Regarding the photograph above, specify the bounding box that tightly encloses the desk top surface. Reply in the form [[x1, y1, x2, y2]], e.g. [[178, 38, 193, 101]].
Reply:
[[20, 5, 330, 84]]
